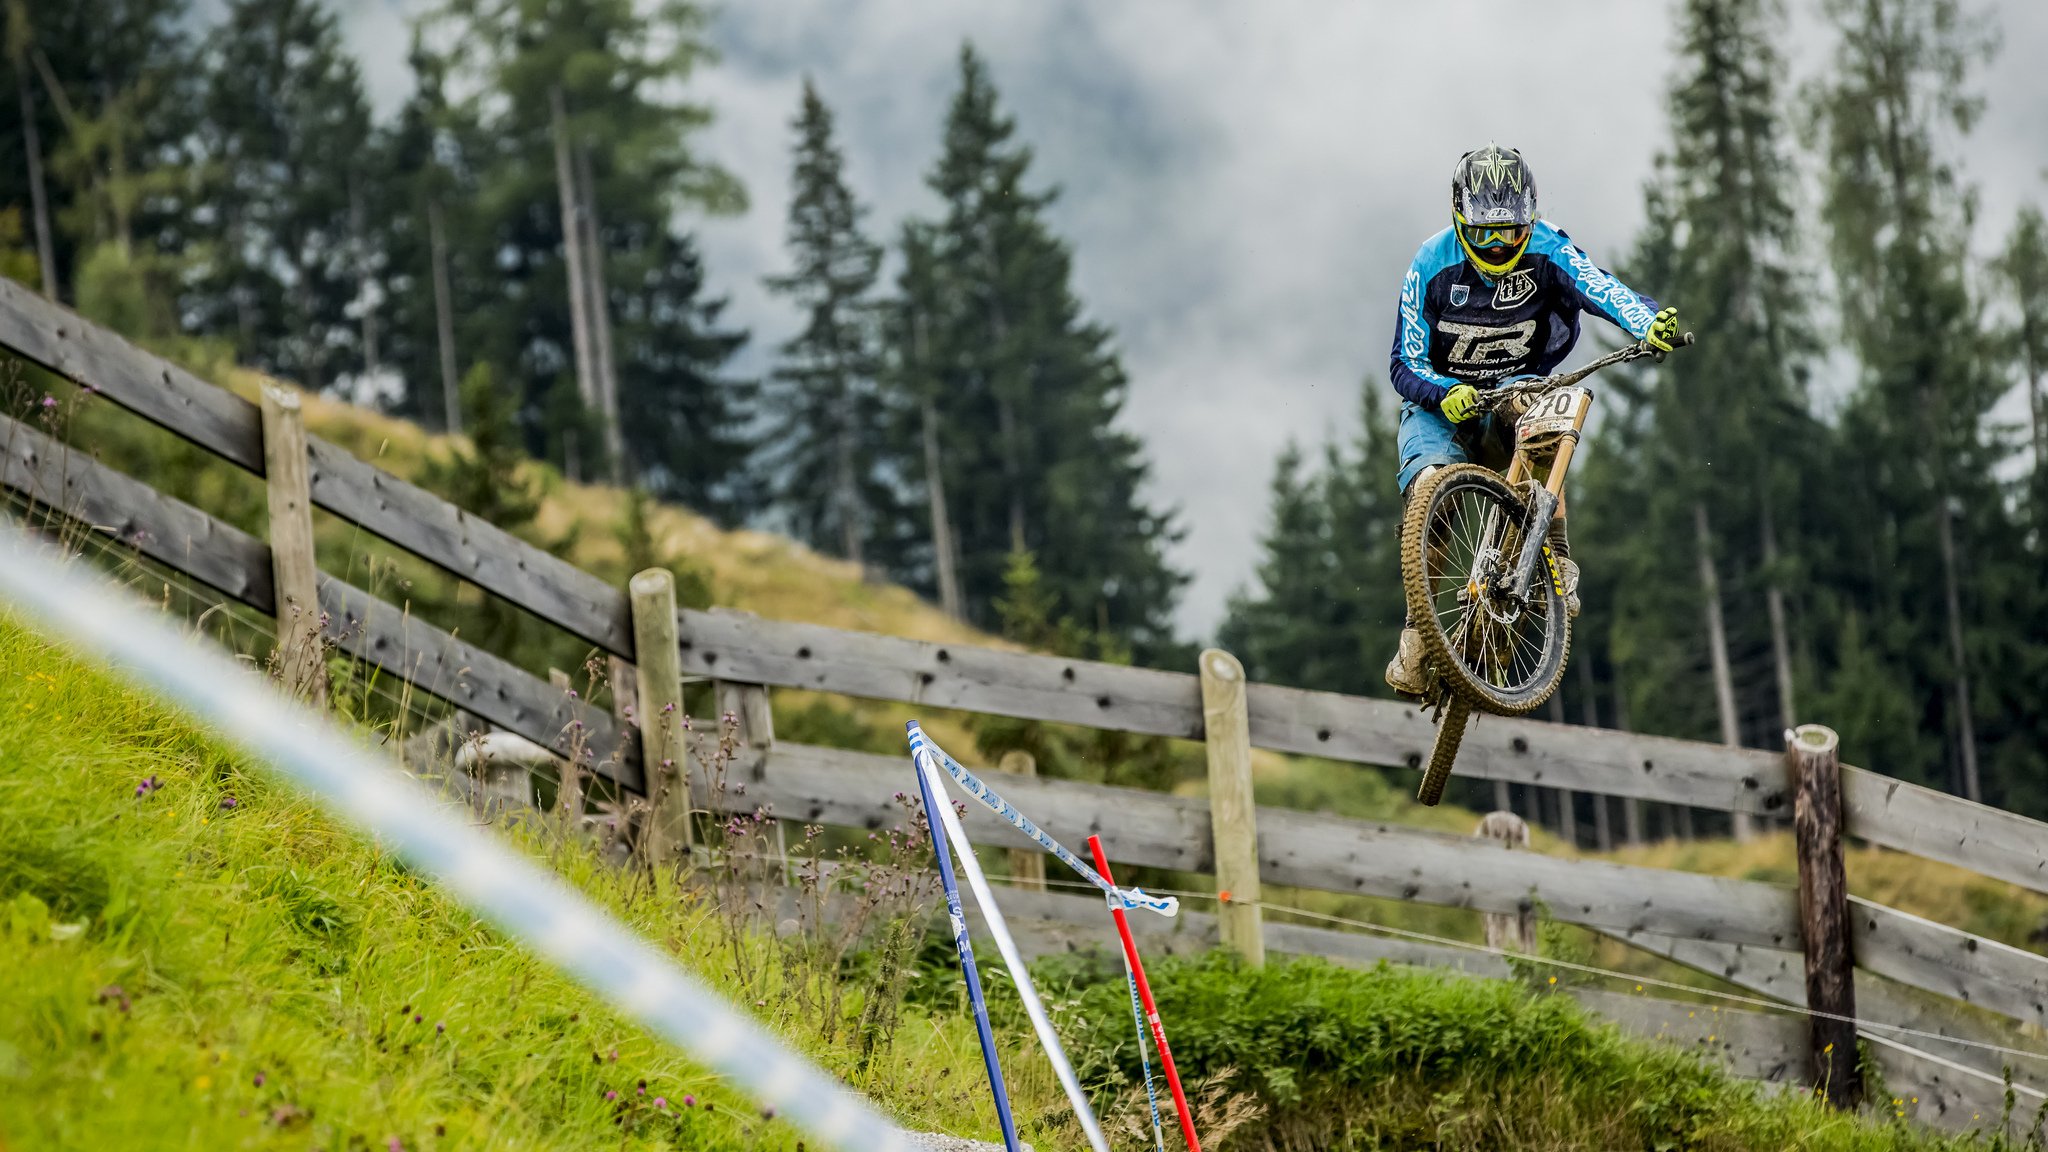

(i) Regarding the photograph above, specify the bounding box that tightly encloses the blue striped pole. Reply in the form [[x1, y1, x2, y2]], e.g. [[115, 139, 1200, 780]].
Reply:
[[916, 745, 1112, 1152], [907, 721, 1177, 917], [914, 747, 1022, 1152]]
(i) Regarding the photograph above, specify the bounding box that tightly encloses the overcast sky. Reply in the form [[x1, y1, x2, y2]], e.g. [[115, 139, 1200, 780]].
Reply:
[[337, 1, 2048, 640]]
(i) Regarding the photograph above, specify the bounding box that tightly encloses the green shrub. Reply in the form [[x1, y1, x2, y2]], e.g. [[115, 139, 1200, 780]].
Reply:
[[1042, 950, 1989, 1152]]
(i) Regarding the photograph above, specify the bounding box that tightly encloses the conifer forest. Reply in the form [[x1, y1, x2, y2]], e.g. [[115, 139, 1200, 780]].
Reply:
[[5, 0, 2046, 826]]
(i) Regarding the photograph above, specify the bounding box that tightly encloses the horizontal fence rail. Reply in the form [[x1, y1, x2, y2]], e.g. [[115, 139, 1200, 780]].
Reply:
[[8, 284, 2048, 898]]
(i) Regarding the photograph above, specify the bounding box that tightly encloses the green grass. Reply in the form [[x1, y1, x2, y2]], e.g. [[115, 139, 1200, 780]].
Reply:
[[1042, 951, 2019, 1152], [0, 613, 1069, 1151]]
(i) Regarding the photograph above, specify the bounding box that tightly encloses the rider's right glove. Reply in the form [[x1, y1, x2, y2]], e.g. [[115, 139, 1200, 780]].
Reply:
[[1646, 307, 1681, 352], [1440, 384, 1480, 424]]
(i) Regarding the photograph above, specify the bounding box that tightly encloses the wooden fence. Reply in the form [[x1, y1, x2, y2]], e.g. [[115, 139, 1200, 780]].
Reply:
[[5, 280, 2048, 1134]]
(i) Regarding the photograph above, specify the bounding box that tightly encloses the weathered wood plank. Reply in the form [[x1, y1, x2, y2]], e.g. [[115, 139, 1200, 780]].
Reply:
[[0, 288, 635, 657], [316, 577, 643, 793], [1868, 1033, 2048, 1137], [0, 278, 264, 470], [0, 414, 274, 612], [1843, 767, 2048, 897], [1853, 898, 2048, 1031], [1619, 930, 2048, 1092], [1256, 806, 1802, 950], [1568, 986, 1808, 1085], [303, 437, 633, 655], [742, 742, 1214, 874], [744, 741, 1801, 950], [675, 607, 1204, 738]]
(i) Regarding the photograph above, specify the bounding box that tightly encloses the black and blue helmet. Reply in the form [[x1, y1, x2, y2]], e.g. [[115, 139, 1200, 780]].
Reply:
[[1450, 145, 1538, 277]]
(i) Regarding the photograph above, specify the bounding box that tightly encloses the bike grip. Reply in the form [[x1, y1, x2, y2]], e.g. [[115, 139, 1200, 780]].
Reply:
[[1679, 331, 1697, 347]]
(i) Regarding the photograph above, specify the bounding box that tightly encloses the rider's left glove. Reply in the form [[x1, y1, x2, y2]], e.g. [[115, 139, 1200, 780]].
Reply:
[[1646, 307, 1681, 353]]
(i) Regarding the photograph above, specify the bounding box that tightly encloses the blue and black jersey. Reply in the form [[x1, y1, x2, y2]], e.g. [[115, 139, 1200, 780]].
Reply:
[[1388, 220, 1660, 414]]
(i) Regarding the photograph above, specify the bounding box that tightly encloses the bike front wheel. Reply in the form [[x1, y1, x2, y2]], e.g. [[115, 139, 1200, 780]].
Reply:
[[1401, 463, 1570, 714]]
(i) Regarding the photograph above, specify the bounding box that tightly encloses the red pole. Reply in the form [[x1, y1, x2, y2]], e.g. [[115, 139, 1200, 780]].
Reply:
[[1088, 834, 1202, 1152]]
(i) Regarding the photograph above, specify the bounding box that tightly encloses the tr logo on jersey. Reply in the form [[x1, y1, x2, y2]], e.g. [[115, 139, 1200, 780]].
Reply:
[[1438, 320, 1536, 368], [1449, 284, 1470, 307]]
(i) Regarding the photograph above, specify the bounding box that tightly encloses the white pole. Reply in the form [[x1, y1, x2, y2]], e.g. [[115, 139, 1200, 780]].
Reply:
[[917, 750, 1111, 1152]]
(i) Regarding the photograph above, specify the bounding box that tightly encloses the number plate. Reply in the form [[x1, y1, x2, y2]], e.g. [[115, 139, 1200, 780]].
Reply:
[[1516, 386, 1590, 442]]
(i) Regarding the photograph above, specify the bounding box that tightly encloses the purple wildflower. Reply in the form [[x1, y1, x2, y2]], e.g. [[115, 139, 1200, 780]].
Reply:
[[386, 1138, 403, 1152], [219, 795, 238, 810], [134, 775, 162, 797], [435, 1022, 445, 1034], [682, 1095, 697, 1108], [654, 1097, 668, 1110], [412, 1014, 422, 1024], [605, 1090, 618, 1102], [662, 702, 675, 713], [40, 395, 55, 409], [253, 1072, 266, 1087], [761, 1106, 776, 1121]]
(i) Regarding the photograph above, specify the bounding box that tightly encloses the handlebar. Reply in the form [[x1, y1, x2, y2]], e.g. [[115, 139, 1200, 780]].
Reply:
[[1475, 331, 1695, 413]]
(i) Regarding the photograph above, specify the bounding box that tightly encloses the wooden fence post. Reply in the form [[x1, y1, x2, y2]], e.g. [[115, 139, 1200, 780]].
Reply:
[[1200, 648, 1263, 966], [1475, 811, 1536, 952], [1789, 723, 1860, 1108], [998, 750, 1046, 891], [630, 569, 687, 864], [259, 384, 325, 704]]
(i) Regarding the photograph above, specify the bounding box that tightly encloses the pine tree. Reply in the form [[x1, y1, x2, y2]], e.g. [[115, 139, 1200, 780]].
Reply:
[[429, 0, 750, 505], [1581, 0, 1817, 771], [885, 45, 1185, 659], [1810, 0, 2007, 800], [2, 0, 196, 314], [763, 80, 895, 569], [1220, 381, 1403, 696], [186, 0, 372, 390]]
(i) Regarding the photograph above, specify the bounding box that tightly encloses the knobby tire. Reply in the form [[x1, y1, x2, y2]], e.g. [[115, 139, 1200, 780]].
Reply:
[[1417, 696, 1470, 806], [1401, 463, 1571, 715]]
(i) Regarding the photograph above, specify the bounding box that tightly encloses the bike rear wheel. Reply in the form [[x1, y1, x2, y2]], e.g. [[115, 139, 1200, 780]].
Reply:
[[1401, 463, 1570, 714], [1417, 697, 1470, 806]]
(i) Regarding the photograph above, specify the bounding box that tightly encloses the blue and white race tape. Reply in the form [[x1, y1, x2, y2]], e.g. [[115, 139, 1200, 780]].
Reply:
[[0, 525, 913, 1152], [907, 721, 1178, 918], [915, 746, 1111, 1152]]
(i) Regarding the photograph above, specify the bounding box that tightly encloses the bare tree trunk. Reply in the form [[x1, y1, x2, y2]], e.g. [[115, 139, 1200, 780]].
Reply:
[[427, 197, 461, 435], [349, 177, 380, 375], [1548, 693, 1577, 846], [921, 394, 964, 621], [836, 397, 862, 568], [1761, 497, 1796, 732], [981, 231, 1027, 554], [1578, 656, 1612, 851], [1935, 490, 1981, 801], [575, 143, 625, 486], [1695, 502, 1752, 841], [14, 63, 56, 298], [550, 87, 596, 415], [1612, 661, 1644, 845]]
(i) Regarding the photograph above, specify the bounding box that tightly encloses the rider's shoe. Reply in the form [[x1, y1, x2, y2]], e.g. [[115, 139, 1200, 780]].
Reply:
[[1384, 627, 1429, 699], [1559, 556, 1581, 619]]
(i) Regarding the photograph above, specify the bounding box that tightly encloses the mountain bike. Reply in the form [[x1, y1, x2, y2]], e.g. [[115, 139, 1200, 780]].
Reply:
[[1404, 332, 1694, 805]]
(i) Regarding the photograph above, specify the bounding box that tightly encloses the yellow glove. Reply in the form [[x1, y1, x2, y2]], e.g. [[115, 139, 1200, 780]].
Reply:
[[1646, 307, 1681, 352], [1441, 384, 1480, 424]]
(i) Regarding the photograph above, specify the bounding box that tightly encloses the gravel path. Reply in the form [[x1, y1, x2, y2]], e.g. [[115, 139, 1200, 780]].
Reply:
[[907, 1132, 1033, 1152]]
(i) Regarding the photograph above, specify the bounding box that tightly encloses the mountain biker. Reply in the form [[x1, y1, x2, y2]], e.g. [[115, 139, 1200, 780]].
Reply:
[[1383, 144, 1680, 698]]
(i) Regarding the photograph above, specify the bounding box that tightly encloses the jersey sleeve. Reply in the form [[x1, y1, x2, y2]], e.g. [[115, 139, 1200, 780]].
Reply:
[[1535, 222, 1660, 339], [1389, 258, 1461, 412]]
